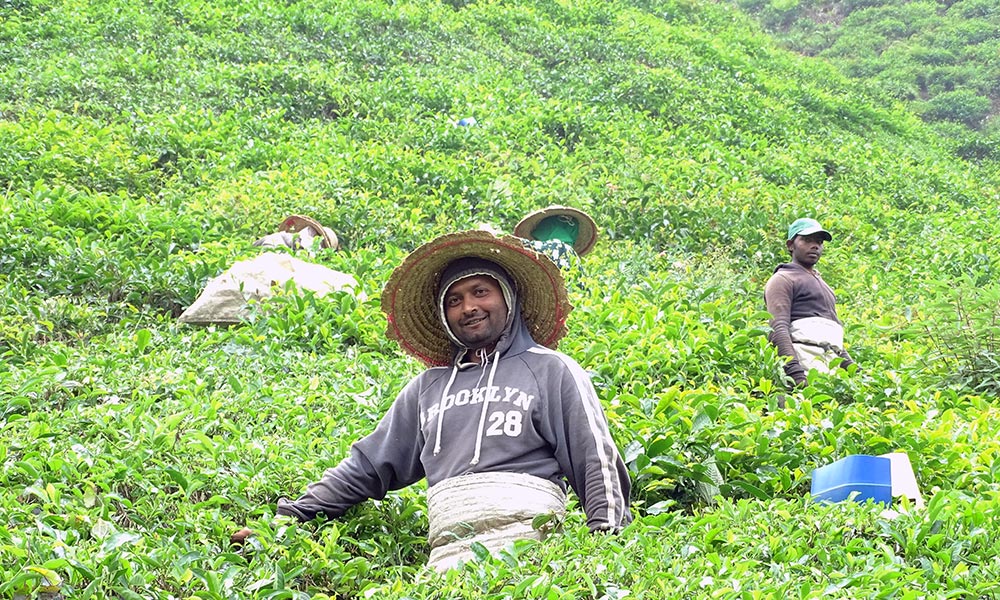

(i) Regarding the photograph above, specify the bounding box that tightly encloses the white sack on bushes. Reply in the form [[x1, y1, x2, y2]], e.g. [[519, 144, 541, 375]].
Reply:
[[178, 252, 361, 325]]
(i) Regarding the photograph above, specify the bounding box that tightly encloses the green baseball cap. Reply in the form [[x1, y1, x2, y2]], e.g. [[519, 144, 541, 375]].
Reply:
[[786, 218, 832, 241]]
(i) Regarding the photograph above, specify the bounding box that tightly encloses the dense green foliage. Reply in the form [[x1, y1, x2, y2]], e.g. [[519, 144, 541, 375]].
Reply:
[[2, 0, 1000, 597], [728, 0, 1000, 159]]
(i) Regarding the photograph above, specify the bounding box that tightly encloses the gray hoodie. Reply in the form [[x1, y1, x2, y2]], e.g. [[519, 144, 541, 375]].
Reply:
[[277, 298, 632, 532]]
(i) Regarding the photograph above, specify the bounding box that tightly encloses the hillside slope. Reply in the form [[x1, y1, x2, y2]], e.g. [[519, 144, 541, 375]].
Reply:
[[2, 0, 1000, 597], [725, 0, 1000, 153]]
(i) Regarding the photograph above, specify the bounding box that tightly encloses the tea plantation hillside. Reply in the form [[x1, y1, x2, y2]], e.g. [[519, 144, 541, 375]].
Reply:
[[2, 0, 1000, 597], [724, 0, 1000, 158]]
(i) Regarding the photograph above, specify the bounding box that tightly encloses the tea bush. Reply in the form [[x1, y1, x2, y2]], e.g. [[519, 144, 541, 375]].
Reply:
[[728, 0, 1000, 160]]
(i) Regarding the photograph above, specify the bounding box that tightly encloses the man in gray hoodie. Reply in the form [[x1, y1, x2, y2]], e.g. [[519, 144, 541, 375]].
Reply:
[[241, 230, 631, 570], [765, 218, 856, 387]]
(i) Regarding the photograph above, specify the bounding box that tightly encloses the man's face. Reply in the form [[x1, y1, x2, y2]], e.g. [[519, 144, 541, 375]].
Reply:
[[787, 233, 826, 268], [443, 275, 508, 349]]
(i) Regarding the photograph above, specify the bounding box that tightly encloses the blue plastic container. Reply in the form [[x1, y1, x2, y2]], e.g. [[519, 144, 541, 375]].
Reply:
[[810, 455, 892, 504]]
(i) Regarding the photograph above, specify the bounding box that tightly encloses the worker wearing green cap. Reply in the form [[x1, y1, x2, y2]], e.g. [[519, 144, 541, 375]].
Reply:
[[764, 218, 857, 387]]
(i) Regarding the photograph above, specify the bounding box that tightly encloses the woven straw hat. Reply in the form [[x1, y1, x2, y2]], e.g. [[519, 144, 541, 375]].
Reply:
[[382, 230, 572, 367], [279, 214, 339, 250], [513, 206, 598, 256]]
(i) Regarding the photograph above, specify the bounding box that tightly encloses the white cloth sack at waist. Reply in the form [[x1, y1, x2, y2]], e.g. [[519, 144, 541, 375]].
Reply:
[[789, 317, 844, 349], [179, 252, 362, 325], [790, 317, 844, 374], [426, 472, 566, 572]]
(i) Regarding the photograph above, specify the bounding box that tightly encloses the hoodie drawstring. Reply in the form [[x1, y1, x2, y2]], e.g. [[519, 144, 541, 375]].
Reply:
[[470, 349, 501, 465], [433, 365, 460, 455], [434, 347, 502, 464], [434, 348, 491, 456]]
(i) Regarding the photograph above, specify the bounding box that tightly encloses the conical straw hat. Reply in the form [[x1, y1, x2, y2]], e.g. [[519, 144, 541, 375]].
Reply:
[[513, 206, 598, 256], [382, 230, 572, 366], [279, 214, 339, 250]]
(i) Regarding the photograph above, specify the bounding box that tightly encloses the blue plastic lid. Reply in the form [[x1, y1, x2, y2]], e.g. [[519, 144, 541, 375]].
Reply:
[[811, 455, 892, 505]]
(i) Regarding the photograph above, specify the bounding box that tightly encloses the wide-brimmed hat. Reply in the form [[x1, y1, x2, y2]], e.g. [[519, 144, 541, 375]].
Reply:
[[513, 206, 598, 256], [381, 230, 572, 367], [279, 214, 339, 250]]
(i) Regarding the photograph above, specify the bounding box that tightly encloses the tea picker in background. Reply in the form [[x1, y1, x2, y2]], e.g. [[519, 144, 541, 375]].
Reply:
[[178, 214, 358, 325], [234, 230, 631, 571], [513, 205, 599, 272], [764, 218, 857, 387], [253, 214, 340, 253]]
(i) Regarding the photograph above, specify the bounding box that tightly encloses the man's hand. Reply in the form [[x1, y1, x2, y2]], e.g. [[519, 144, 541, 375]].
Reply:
[[230, 528, 254, 546], [783, 361, 807, 388], [838, 358, 859, 373]]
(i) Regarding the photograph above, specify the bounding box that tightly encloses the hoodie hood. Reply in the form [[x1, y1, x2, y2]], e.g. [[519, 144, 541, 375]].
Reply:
[[437, 258, 534, 366]]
